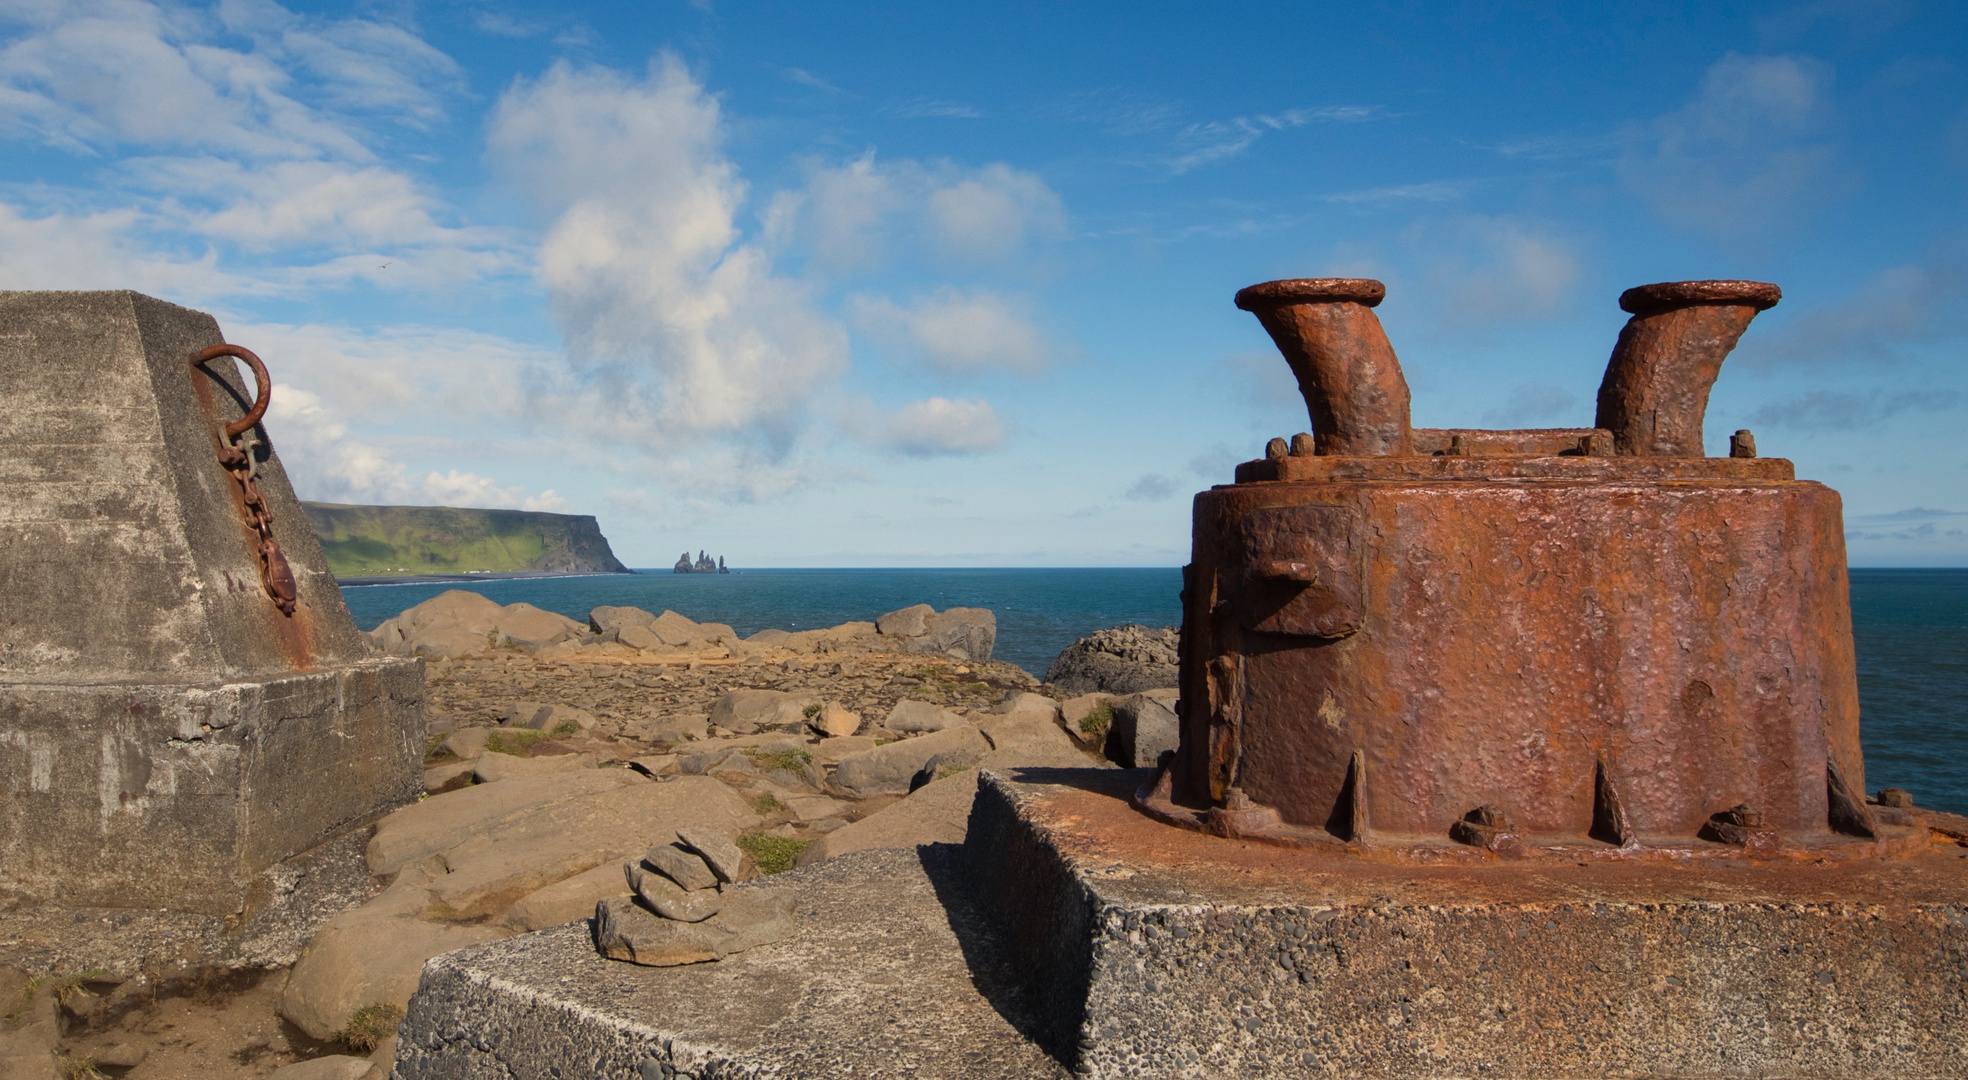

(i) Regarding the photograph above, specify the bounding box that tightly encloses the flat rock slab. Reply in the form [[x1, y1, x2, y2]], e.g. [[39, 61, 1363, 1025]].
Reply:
[[393, 847, 1068, 1080], [966, 768, 1968, 1080]]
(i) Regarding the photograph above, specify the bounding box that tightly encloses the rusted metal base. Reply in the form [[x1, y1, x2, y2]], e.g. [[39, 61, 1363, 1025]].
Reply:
[[970, 768, 1968, 1080], [1135, 759, 1929, 864]]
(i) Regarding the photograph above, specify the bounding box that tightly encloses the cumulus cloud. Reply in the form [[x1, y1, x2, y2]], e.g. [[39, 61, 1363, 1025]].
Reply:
[[0, 0, 508, 299], [1731, 259, 1968, 368], [875, 397, 1006, 456], [1619, 53, 1843, 239], [0, 201, 249, 296], [488, 56, 849, 442], [850, 288, 1052, 375], [1414, 215, 1580, 328], [1746, 388, 1963, 430], [781, 154, 1067, 268], [1124, 474, 1180, 501]]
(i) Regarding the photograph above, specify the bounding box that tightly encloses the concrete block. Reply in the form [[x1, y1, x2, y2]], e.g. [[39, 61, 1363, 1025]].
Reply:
[[393, 848, 1066, 1079], [963, 769, 1968, 1079], [0, 291, 425, 915]]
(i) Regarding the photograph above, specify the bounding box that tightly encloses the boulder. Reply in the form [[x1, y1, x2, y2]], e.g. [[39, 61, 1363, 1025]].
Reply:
[[403, 590, 505, 636], [830, 725, 991, 797], [421, 776, 760, 919], [922, 607, 996, 661], [1109, 688, 1180, 768], [367, 770, 646, 876], [594, 888, 796, 967], [745, 628, 792, 646], [1059, 693, 1119, 744], [797, 771, 978, 866], [496, 603, 585, 650], [440, 727, 492, 759], [885, 699, 962, 733], [1044, 624, 1179, 695], [707, 689, 815, 734], [279, 909, 507, 1041], [267, 1056, 374, 1080], [810, 703, 861, 738], [406, 625, 494, 660], [505, 703, 596, 732], [875, 604, 934, 638], [506, 861, 631, 932], [471, 752, 597, 784], [615, 624, 667, 652], [589, 605, 656, 636], [650, 610, 706, 646]]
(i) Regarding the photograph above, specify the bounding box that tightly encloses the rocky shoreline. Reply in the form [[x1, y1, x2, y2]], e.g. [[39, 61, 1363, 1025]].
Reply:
[[0, 593, 1178, 1080]]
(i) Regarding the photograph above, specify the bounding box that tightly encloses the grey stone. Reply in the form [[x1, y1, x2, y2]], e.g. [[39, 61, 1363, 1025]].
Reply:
[[965, 768, 1968, 1079], [267, 1054, 376, 1080], [396, 850, 1067, 1078], [886, 698, 962, 733], [1043, 624, 1179, 695], [829, 725, 991, 797], [1107, 688, 1179, 768], [0, 292, 425, 915], [588, 605, 656, 636], [810, 702, 862, 738], [706, 688, 813, 734], [875, 603, 935, 637], [627, 865, 722, 922], [676, 826, 753, 884], [594, 887, 793, 967], [642, 843, 719, 892], [922, 607, 996, 661]]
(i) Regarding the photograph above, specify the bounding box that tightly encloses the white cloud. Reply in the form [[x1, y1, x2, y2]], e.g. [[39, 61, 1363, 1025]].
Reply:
[[1414, 215, 1580, 328], [1731, 259, 1967, 368], [488, 56, 850, 441], [876, 397, 1006, 456], [0, 201, 250, 297], [850, 288, 1053, 375], [1124, 474, 1179, 501], [1619, 53, 1843, 238], [784, 155, 1067, 268]]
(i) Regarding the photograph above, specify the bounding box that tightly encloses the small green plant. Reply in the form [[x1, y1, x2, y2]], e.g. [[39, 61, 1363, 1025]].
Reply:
[[553, 721, 581, 736], [751, 792, 784, 815], [424, 735, 456, 762], [4, 977, 41, 1024], [737, 831, 811, 875], [484, 729, 547, 756], [802, 702, 823, 719], [743, 747, 813, 773], [1079, 702, 1115, 735], [935, 766, 969, 782], [335, 1002, 405, 1052]]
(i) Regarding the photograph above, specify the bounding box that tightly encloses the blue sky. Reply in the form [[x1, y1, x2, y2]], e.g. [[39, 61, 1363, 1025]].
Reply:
[[3, 0, 1964, 567]]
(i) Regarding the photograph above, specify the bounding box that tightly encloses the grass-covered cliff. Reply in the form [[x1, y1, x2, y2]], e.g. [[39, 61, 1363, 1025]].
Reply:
[[302, 503, 632, 578]]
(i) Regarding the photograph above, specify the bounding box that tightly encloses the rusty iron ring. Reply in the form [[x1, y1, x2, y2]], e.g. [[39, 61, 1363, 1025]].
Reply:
[[190, 343, 271, 439]]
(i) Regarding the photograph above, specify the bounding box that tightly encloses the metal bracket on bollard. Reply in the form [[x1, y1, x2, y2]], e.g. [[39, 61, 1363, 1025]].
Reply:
[[190, 343, 298, 616]]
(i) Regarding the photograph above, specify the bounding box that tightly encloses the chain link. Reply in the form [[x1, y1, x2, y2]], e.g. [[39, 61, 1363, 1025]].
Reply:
[[192, 344, 298, 616]]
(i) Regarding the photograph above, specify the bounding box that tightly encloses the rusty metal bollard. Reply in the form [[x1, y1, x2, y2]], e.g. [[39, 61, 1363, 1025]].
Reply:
[[1595, 280, 1781, 457], [1234, 278, 1412, 457]]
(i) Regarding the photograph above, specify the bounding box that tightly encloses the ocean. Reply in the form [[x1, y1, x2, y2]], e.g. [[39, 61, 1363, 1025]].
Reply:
[[338, 566, 1968, 815]]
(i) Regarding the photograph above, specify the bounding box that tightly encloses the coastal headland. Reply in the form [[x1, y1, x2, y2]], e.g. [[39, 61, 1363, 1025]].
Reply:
[[302, 503, 631, 580]]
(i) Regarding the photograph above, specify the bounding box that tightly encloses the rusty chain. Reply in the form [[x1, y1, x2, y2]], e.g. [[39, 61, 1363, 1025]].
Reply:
[[190, 344, 298, 616]]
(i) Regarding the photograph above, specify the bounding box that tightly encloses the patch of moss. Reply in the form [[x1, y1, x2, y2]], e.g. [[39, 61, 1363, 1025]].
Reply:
[[484, 729, 547, 756], [552, 721, 581, 736], [743, 747, 813, 773], [1079, 702, 1115, 735], [751, 792, 784, 815], [802, 702, 823, 719], [335, 1002, 404, 1052], [736, 832, 811, 875], [58, 1056, 107, 1080]]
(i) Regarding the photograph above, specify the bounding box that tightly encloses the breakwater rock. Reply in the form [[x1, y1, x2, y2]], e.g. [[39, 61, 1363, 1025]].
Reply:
[[1044, 623, 1179, 694]]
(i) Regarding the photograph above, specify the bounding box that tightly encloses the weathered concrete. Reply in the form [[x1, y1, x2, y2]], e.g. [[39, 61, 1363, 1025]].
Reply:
[[0, 291, 424, 915], [965, 768, 1968, 1079], [392, 847, 1069, 1080]]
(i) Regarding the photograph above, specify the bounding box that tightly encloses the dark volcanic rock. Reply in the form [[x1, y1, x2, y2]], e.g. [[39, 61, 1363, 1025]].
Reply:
[[1044, 624, 1179, 695]]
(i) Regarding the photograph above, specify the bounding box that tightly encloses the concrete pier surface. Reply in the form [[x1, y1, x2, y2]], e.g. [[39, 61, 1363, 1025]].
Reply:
[[0, 291, 424, 916], [393, 767, 1968, 1080]]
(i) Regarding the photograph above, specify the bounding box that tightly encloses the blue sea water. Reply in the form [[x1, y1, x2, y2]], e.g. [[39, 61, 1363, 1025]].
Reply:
[[338, 566, 1968, 814]]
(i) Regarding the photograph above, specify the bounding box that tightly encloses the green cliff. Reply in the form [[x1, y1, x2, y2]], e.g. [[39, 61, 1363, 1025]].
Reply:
[[302, 503, 632, 579]]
